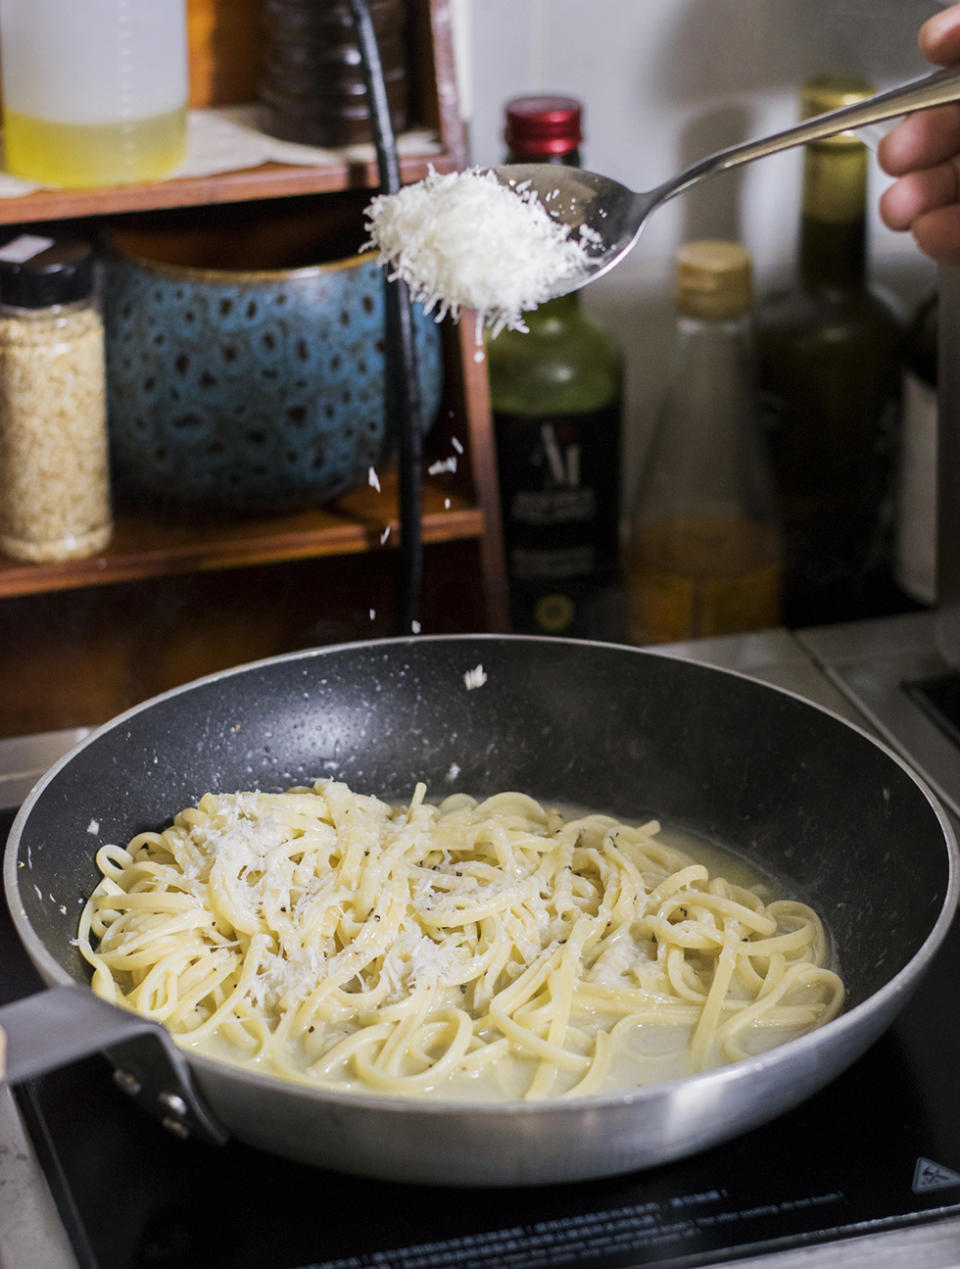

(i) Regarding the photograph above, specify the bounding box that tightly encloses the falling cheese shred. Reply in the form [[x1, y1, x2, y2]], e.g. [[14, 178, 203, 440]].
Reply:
[[363, 166, 590, 336]]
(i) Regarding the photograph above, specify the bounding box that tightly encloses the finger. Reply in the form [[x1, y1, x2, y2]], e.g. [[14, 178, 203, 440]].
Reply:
[[919, 4, 960, 65], [879, 161, 960, 231], [912, 203, 960, 266], [878, 104, 960, 175]]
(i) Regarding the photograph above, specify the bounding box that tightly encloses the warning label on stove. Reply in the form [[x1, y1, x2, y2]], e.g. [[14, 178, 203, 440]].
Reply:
[[298, 1188, 847, 1269], [913, 1157, 960, 1193]]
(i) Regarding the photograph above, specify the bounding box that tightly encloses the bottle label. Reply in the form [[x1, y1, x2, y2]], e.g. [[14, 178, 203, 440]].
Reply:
[[0, 234, 55, 264], [494, 404, 621, 637]]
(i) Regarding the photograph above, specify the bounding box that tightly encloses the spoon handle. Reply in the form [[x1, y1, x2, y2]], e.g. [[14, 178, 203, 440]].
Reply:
[[658, 66, 960, 205]]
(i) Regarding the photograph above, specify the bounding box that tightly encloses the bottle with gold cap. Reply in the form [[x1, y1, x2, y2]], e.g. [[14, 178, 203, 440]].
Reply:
[[626, 240, 782, 645], [755, 74, 903, 628]]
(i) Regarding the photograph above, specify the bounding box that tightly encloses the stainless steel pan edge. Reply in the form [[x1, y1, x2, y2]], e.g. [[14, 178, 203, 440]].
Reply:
[[182, 958, 947, 1186], [2, 634, 957, 1186]]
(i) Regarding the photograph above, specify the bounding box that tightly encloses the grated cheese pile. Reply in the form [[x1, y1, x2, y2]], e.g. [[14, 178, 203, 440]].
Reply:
[[363, 166, 591, 336]]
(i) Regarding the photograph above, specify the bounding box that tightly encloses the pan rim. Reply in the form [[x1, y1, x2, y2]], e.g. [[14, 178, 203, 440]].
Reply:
[[4, 632, 958, 1117]]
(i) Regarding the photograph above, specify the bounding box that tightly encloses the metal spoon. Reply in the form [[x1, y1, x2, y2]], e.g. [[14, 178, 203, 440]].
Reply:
[[494, 66, 960, 300]]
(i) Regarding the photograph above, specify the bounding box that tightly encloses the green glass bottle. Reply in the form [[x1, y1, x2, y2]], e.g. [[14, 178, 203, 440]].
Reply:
[[755, 75, 903, 628], [486, 96, 624, 639]]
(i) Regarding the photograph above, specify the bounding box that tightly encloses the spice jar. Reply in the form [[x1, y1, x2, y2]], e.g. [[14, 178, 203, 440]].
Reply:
[[0, 234, 112, 563]]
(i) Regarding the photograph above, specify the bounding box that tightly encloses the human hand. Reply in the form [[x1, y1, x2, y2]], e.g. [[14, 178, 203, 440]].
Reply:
[[879, 3, 960, 264]]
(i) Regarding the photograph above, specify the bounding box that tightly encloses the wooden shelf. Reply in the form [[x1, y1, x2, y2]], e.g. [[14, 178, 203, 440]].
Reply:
[[0, 146, 455, 227], [0, 0, 500, 605], [0, 472, 483, 598], [0, 0, 507, 738], [0, 0, 467, 228]]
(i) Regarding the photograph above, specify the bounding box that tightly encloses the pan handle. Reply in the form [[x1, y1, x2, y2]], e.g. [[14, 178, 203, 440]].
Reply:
[[0, 984, 229, 1146]]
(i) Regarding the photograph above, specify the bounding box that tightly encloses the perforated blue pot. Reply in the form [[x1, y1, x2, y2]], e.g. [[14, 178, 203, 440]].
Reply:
[[102, 245, 443, 512]]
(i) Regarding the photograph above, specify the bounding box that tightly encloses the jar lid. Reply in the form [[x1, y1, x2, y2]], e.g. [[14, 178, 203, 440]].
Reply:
[[504, 95, 583, 158], [675, 240, 752, 320], [0, 234, 94, 308]]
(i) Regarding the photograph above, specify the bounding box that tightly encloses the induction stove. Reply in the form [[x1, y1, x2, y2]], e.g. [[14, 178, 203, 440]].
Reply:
[[1, 626, 959, 1269]]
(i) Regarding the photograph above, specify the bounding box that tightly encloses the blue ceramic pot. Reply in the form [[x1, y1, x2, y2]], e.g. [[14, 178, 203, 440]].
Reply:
[[102, 244, 443, 512]]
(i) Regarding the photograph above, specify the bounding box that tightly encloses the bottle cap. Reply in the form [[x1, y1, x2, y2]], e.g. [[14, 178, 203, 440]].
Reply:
[[0, 234, 95, 309], [675, 240, 752, 320], [504, 95, 583, 159], [801, 74, 874, 148]]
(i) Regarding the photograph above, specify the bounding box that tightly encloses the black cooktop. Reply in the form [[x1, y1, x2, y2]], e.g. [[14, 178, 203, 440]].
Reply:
[[3, 805, 960, 1269]]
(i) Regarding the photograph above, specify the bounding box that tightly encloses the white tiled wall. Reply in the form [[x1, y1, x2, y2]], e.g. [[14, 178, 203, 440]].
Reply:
[[453, 0, 941, 480]]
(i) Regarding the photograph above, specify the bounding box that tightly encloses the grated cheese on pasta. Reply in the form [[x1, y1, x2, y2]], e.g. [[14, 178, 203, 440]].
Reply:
[[77, 780, 845, 1101]]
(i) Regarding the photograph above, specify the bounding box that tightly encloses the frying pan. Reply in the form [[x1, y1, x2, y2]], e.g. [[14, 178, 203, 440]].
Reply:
[[2, 635, 957, 1187]]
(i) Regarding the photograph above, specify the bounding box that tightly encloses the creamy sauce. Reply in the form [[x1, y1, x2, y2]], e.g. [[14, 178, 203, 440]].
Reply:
[[179, 805, 839, 1101]]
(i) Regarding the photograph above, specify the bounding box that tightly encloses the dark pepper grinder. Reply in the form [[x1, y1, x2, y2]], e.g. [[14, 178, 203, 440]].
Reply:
[[258, 0, 409, 148]]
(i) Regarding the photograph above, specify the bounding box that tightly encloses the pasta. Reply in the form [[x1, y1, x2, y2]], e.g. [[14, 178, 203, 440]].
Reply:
[[76, 781, 845, 1101]]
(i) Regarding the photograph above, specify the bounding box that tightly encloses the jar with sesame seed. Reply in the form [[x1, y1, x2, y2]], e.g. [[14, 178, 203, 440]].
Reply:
[[0, 234, 112, 563]]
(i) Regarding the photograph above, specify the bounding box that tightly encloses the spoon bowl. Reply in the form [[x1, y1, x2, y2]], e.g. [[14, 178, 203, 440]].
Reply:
[[493, 164, 639, 295], [494, 66, 960, 301]]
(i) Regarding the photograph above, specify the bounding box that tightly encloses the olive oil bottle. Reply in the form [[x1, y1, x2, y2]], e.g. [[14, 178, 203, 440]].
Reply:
[[486, 96, 624, 639], [755, 75, 903, 627], [626, 241, 782, 645]]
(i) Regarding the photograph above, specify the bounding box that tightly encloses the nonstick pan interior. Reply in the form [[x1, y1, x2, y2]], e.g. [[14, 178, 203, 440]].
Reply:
[[4, 635, 957, 1184]]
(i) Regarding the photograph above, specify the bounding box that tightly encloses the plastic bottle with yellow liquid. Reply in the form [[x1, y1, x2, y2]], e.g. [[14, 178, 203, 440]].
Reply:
[[626, 240, 782, 645], [0, 0, 188, 188]]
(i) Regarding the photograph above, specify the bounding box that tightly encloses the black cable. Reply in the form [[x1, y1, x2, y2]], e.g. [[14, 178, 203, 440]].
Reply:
[[348, 0, 424, 635]]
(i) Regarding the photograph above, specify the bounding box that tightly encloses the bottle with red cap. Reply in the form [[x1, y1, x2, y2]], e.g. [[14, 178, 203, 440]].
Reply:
[[486, 95, 624, 639]]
